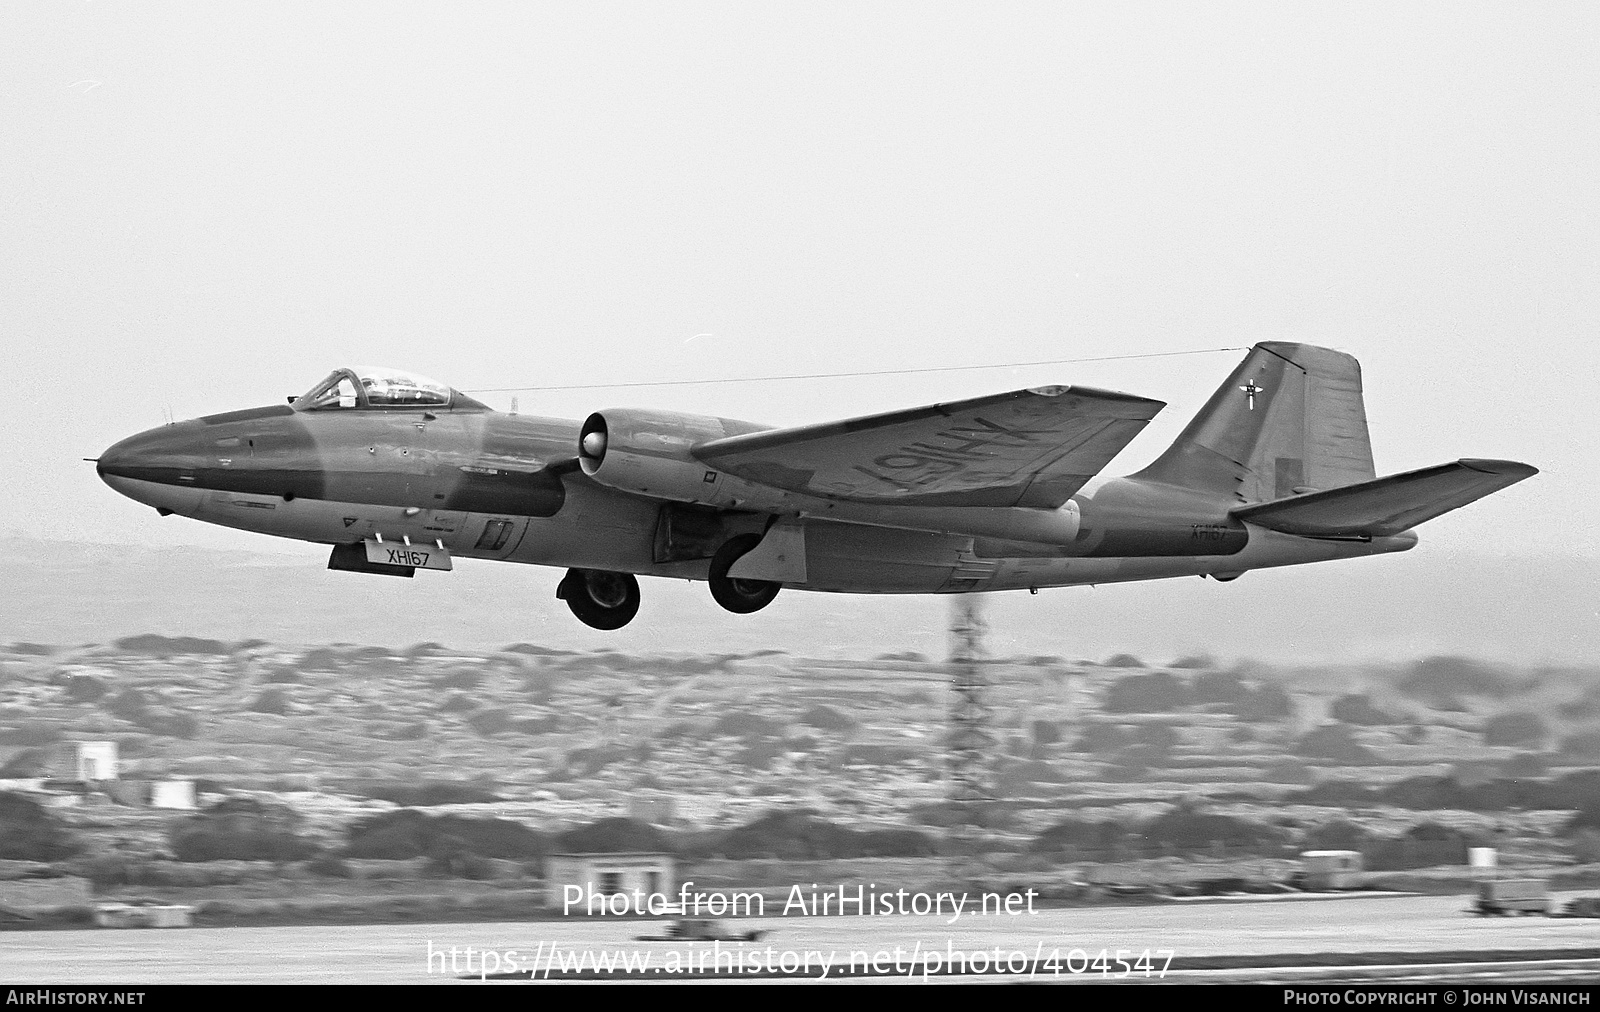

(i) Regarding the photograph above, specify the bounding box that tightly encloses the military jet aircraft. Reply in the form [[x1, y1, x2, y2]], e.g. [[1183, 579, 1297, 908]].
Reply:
[[96, 343, 1535, 630]]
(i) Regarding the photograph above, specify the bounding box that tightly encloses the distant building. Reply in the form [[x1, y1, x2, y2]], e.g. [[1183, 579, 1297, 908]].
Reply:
[[1299, 850, 1363, 890], [55, 742, 117, 782], [98, 779, 196, 809], [93, 903, 194, 928], [151, 781, 197, 809], [545, 853, 675, 914]]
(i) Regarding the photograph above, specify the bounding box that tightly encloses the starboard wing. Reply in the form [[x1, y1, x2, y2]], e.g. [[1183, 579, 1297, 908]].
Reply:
[[692, 385, 1165, 508]]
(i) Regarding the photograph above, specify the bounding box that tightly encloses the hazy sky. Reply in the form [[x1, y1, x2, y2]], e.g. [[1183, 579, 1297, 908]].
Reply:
[[4, 4, 1596, 653]]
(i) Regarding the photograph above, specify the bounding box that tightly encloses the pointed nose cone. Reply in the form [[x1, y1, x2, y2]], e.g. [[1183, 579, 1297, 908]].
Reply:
[[96, 423, 211, 516], [97, 427, 170, 486]]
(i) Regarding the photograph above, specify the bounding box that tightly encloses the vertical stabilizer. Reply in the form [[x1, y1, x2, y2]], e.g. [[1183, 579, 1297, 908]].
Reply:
[[1133, 342, 1376, 503]]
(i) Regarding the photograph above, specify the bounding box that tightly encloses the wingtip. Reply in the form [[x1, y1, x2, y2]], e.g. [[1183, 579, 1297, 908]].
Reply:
[[1458, 458, 1539, 480], [1031, 384, 1165, 409]]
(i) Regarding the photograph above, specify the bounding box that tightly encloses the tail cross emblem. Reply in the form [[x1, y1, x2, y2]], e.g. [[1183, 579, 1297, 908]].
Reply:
[[1239, 380, 1264, 410]]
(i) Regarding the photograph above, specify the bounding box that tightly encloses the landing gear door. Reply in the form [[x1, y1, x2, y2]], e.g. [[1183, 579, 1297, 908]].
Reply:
[[469, 515, 529, 560], [727, 518, 808, 583], [652, 502, 726, 563]]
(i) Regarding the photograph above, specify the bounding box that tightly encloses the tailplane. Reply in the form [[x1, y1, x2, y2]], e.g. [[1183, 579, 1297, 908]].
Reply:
[[1232, 458, 1537, 538], [1134, 342, 1376, 503]]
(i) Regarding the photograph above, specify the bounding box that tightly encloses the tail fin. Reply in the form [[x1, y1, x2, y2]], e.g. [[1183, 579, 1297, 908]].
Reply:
[[1133, 342, 1376, 503]]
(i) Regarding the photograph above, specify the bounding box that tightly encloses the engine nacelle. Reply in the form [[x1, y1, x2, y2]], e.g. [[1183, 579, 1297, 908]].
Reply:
[[578, 409, 798, 510]]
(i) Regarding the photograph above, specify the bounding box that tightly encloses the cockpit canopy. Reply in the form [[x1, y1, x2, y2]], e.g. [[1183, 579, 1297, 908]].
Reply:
[[294, 366, 465, 410]]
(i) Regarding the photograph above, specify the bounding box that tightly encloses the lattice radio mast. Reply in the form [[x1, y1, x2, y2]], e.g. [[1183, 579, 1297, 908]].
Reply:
[[946, 592, 994, 883]]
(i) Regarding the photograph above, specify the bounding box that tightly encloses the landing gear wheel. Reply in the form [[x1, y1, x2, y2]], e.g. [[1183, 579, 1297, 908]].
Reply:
[[557, 569, 640, 630], [708, 534, 781, 614]]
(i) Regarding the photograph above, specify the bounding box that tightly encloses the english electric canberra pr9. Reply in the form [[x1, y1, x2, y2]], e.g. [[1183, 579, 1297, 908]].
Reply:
[[97, 343, 1535, 630]]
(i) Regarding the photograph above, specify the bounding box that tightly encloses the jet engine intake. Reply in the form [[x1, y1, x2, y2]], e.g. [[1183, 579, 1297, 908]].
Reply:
[[577, 409, 794, 510]]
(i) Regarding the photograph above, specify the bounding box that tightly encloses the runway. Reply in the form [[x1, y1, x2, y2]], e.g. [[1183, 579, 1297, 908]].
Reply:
[[3, 892, 1597, 984]]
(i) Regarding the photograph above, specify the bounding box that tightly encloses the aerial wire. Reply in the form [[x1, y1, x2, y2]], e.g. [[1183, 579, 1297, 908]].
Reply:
[[466, 346, 1246, 394]]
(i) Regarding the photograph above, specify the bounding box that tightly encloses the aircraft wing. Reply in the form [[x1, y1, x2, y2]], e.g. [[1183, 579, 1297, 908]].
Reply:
[[691, 385, 1165, 508], [1230, 458, 1537, 538]]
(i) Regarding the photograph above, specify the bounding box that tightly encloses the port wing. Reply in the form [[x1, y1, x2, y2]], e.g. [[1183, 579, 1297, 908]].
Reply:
[[693, 385, 1164, 508]]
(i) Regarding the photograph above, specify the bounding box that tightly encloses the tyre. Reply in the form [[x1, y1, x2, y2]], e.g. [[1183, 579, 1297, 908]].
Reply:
[[708, 534, 781, 614], [557, 569, 641, 629]]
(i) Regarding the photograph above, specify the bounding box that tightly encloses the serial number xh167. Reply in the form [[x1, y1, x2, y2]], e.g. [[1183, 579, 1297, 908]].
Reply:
[[97, 343, 1535, 630]]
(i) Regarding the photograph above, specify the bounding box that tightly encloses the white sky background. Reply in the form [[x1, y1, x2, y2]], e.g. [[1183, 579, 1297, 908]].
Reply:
[[3, 4, 1597, 658]]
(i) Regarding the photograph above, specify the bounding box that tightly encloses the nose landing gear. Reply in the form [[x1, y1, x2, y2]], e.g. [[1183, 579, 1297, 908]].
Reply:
[[557, 568, 641, 630]]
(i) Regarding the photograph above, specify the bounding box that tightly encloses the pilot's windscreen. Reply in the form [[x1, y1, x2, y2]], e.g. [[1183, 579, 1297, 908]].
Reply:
[[300, 372, 360, 409]]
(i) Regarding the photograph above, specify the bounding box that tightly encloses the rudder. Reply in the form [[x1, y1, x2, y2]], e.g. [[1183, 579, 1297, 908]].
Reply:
[[1133, 342, 1376, 503]]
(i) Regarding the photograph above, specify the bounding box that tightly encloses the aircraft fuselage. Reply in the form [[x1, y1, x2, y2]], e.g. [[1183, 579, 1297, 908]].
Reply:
[[97, 397, 1413, 600]]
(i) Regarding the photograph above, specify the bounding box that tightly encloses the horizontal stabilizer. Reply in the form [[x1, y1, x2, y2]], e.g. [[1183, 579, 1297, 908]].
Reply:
[[1231, 459, 1537, 538]]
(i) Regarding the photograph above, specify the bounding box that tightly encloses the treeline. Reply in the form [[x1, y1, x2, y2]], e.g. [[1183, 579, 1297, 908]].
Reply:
[[1287, 769, 1600, 812], [10, 787, 1600, 877], [1028, 812, 1504, 871], [0, 792, 81, 861], [2, 795, 944, 873], [1098, 670, 1293, 718], [0, 791, 947, 871], [1031, 808, 1292, 859], [1092, 655, 1600, 723]]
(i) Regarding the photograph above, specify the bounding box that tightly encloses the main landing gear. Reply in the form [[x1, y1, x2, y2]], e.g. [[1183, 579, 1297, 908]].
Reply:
[[557, 568, 641, 630], [556, 534, 783, 629], [708, 534, 781, 615]]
